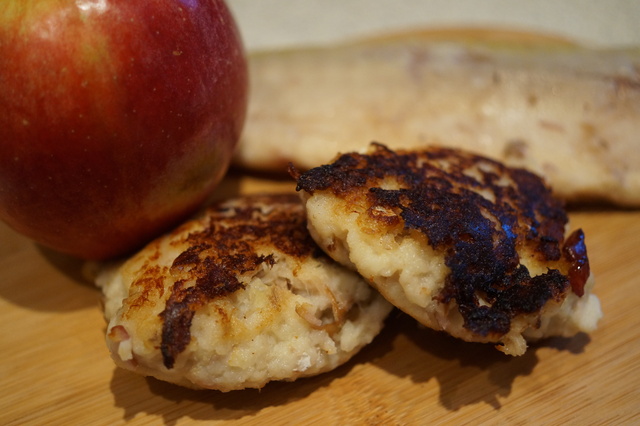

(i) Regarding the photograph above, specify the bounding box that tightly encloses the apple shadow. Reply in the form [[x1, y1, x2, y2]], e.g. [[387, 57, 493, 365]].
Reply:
[[0, 241, 102, 312], [108, 325, 396, 425], [37, 244, 98, 286]]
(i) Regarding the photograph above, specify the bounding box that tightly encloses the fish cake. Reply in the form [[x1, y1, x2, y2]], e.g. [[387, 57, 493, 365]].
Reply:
[[96, 193, 392, 391], [237, 29, 640, 207], [294, 143, 602, 356]]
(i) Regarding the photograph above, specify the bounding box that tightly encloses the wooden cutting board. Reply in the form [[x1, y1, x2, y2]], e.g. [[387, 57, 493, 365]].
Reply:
[[1, 172, 638, 425]]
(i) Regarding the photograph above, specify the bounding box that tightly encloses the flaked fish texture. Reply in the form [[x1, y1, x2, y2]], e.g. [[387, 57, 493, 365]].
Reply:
[[237, 28, 640, 207], [294, 143, 602, 356], [96, 193, 392, 391]]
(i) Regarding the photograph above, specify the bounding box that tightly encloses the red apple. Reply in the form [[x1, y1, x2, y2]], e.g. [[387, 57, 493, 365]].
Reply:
[[0, 0, 248, 260]]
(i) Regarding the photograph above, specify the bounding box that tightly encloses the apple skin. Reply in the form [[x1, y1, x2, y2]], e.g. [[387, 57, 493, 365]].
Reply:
[[0, 0, 248, 260]]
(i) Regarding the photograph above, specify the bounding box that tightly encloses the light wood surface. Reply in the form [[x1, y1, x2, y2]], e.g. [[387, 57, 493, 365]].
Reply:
[[1, 172, 638, 425]]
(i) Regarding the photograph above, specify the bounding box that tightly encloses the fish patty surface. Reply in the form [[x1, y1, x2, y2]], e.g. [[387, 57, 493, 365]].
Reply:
[[294, 143, 601, 355], [97, 193, 392, 391]]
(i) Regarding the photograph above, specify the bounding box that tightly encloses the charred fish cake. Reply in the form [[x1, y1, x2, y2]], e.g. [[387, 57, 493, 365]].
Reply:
[[294, 143, 602, 355], [97, 193, 392, 391]]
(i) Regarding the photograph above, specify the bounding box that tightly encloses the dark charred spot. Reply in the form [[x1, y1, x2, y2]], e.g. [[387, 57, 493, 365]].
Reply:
[[296, 143, 576, 338], [295, 143, 392, 195], [159, 193, 319, 369]]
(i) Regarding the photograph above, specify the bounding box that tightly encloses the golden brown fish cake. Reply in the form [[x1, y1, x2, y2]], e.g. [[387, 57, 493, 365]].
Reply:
[[97, 193, 392, 391], [294, 143, 601, 355]]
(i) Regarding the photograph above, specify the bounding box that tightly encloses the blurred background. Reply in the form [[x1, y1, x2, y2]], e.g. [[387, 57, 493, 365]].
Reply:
[[226, 0, 640, 51]]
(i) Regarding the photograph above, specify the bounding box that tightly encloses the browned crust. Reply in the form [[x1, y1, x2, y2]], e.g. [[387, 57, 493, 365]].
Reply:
[[156, 193, 321, 368], [295, 143, 588, 339]]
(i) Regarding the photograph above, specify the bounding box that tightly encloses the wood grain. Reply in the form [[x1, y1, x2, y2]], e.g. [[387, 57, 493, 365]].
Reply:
[[1, 173, 639, 425]]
